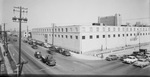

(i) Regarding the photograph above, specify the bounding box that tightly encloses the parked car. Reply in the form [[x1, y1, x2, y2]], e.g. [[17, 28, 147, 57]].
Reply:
[[123, 56, 138, 64], [34, 51, 42, 59], [36, 41, 44, 46], [28, 40, 33, 45], [133, 59, 150, 68], [56, 47, 63, 53], [13, 39, 17, 42], [44, 43, 51, 48], [23, 40, 28, 43], [31, 45, 38, 49], [62, 50, 71, 56], [119, 55, 129, 61], [105, 55, 119, 61], [41, 55, 56, 66]]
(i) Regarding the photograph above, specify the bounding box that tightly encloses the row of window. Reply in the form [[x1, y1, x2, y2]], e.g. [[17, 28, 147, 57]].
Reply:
[[33, 27, 150, 33], [48, 34, 78, 39], [33, 27, 79, 32], [82, 33, 150, 39], [83, 27, 150, 32]]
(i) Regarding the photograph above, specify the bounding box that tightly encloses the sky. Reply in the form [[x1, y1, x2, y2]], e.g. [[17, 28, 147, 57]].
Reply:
[[1, 0, 150, 31]]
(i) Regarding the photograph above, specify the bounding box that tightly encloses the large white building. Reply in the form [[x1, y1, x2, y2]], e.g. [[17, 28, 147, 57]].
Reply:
[[32, 25, 150, 54]]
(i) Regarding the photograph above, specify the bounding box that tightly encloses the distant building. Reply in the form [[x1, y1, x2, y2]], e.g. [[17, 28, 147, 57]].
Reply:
[[98, 14, 122, 26], [32, 25, 150, 54], [23, 31, 32, 38]]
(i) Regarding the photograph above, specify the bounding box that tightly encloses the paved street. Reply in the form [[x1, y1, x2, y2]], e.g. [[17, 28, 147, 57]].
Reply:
[[6, 36, 150, 76]]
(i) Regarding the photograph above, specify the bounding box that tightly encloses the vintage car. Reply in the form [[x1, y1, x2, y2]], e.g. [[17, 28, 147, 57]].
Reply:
[[119, 55, 130, 61], [123, 56, 138, 64], [41, 55, 56, 66], [31, 45, 38, 49], [105, 55, 119, 61], [34, 51, 42, 59], [133, 59, 150, 68], [13, 39, 17, 42], [62, 50, 71, 56], [43, 43, 51, 48]]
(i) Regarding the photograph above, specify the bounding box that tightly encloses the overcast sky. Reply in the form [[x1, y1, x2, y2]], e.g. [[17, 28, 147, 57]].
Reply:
[[1, 0, 150, 31]]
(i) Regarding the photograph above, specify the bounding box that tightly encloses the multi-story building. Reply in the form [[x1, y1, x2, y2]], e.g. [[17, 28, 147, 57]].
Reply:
[[98, 14, 122, 26], [32, 25, 150, 54]]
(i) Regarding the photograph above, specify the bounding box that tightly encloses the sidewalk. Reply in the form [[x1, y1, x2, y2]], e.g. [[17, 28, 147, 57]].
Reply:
[[72, 42, 150, 60], [0, 43, 13, 74], [70, 52, 104, 60]]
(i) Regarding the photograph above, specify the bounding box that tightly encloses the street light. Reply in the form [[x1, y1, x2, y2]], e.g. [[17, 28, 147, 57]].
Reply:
[[12, 6, 28, 77]]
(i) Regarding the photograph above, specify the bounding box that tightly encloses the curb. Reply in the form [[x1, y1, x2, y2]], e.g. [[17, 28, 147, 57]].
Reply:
[[70, 52, 103, 60]]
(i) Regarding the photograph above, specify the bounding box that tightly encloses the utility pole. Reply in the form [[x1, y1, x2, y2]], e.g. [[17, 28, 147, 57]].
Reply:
[[27, 25, 29, 40], [52, 23, 55, 46], [3, 23, 5, 46], [12, 6, 28, 77]]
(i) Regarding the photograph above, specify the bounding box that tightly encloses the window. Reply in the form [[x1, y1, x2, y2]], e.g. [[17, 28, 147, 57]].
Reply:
[[70, 28, 72, 32], [143, 33, 144, 35], [66, 28, 68, 32], [96, 27, 99, 32], [108, 35, 110, 38], [90, 35, 93, 39], [70, 35, 72, 39], [58, 35, 60, 37], [140, 33, 142, 35], [113, 28, 115, 31], [130, 33, 132, 36], [103, 27, 105, 31], [76, 36, 78, 39], [126, 28, 128, 31], [113, 34, 115, 37], [62, 35, 63, 38], [82, 36, 85, 39], [58, 28, 60, 32], [108, 27, 110, 31], [130, 28, 132, 31], [66, 35, 68, 38], [55, 34, 56, 37], [96, 35, 99, 38], [55, 29, 57, 32], [90, 27, 93, 32], [82, 27, 85, 32], [126, 34, 128, 36], [118, 28, 120, 31], [134, 33, 136, 36], [103, 35, 105, 38], [118, 34, 120, 37], [75, 27, 78, 32], [146, 33, 147, 35], [62, 28, 63, 32], [123, 34, 124, 37]]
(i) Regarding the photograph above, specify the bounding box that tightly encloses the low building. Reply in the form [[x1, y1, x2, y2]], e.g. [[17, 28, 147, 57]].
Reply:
[[32, 25, 150, 54]]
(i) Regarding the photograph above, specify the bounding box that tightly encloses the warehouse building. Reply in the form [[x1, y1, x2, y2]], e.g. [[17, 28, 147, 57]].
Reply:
[[32, 25, 150, 54]]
